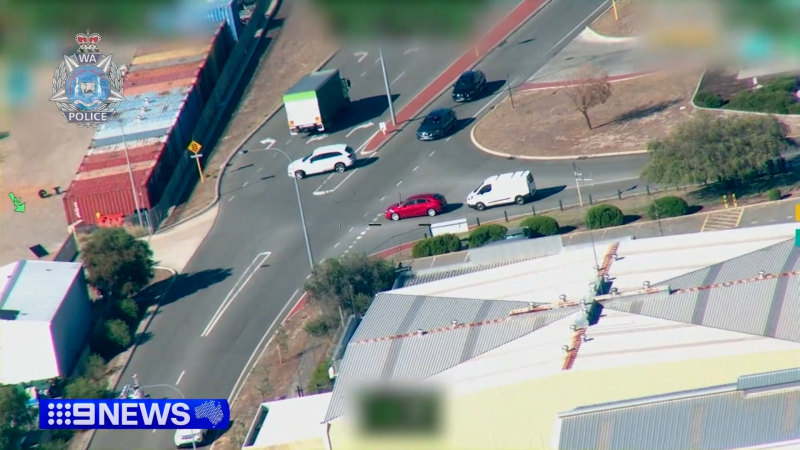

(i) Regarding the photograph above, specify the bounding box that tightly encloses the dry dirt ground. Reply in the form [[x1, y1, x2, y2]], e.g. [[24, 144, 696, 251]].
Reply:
[[0, 40, 138, 266], [589, 0, 641, 37], [213, 299, 336, 449], [474, 68, 702, 157], [162, 0, 339, 226]]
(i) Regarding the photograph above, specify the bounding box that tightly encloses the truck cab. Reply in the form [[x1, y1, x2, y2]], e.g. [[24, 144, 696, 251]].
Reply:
[[466, 170, 536, 211]]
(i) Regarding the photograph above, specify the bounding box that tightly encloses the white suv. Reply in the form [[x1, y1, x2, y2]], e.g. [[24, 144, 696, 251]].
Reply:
[[287, 144, 356, 179]]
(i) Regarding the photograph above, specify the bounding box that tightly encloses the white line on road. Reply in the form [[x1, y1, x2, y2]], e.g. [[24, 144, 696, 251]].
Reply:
[[375, 58, 381, 64], [473, 90, 506, 118], [285, 139, 292, 145], [428, 151, 436, 157], [176, 370, 185, 386], [202, 251, 271, 337], [259, 138, 276, 148], [373, 216, 381, 221], [412, 165, 420, 172], [540, 2, 611, 79], [227, 196, 235, 202], [445, 137, 452, 142], [360, 231, 367, 236], [391, 71, 406, 84], [348, 244, 354, 249], [360, 71, 367, 77], [403, 47, 420, 55], [313, 173, 335, 193], [343, 249, 350, 254], [306, 274, 311, 279], [334, 242, 340, 248], [396, 180, 403, 187], [354, 51, 368, 63], [243, 181, 248, 187], [228, 288, 300, 405], [258, 167, 263, 172], [363, 212, 369, 218], [313, 168, 359, 196], [306, 134, 329, 144], [356, 131, 379, 155], [379, 195, 386, 201], [356, 236, 363, 240], [349, 227, 354, 233], [346, 122, 375, 138]]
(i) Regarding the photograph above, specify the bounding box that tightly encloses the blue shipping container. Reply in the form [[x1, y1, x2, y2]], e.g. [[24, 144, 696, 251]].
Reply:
[[204, 0, 243, 42]]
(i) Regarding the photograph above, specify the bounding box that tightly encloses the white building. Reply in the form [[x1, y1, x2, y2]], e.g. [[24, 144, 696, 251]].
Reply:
[[0, 260, 93, 384]]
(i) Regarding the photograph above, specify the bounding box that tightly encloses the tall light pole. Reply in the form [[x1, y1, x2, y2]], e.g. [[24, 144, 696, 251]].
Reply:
[[262, 147, 314, 271], [114, 113, 151, 236], [573, 162, 584, 208], [378, 47, 397, 126], [135, 377, 197, 450]]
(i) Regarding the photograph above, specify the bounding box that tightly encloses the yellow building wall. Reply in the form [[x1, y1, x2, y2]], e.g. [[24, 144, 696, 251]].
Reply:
[[329, 348, 800, 450]]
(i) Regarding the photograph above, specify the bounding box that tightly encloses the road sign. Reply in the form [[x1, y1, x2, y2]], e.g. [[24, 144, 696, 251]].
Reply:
[[379, 121, 387, 135], [190, 153, 203, 159], [188, 140, 202, 154]]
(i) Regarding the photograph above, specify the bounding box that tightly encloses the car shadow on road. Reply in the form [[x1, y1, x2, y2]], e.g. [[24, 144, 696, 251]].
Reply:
[[449, 80, 507, 113], [532, 185, 566, 201], [452, 117, 475, 135], [353, 156, 379, 169], [154, 268, 233, 307], [326, 94, 400, 133], [442, 202, 464, 214]]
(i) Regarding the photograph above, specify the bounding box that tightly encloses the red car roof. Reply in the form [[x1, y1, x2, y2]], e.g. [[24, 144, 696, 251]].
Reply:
[[406, 193, 444, 201]]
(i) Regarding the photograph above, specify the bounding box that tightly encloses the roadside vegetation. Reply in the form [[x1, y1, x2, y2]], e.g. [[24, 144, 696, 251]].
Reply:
[[694, 76, 800, 114]]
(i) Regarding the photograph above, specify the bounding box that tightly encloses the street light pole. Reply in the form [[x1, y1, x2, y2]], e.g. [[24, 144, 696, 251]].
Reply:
[[117, 119, 146, 232], [378, 47, 397, 126], [266, 148, 315, 271], [573, 163, 584, 208]]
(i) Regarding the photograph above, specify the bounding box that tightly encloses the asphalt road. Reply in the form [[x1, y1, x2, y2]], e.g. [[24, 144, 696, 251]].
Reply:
[[89, 0, 657, 448]]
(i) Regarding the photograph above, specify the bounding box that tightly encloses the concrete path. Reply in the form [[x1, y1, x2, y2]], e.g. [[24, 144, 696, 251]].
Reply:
[[145, 204, 218, 272]]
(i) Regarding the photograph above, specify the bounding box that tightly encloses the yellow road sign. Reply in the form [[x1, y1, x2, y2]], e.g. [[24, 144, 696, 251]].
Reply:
[[188, 140, 202, 154]]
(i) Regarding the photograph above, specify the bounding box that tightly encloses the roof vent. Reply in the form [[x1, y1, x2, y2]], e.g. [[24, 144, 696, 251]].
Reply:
[[136, 115, 146, 121], [140, 107, 148, 114], [528, 302, 534, 309], [602, 274, 610, 282], [758, 270, 766, 278], [612, 253, 619, 261], [610, 287, 619, 295], [451, 320, 458, 327], [581, 334, 590, 342], [561, 345, 571, 353], [570, 324, 577, 331], [559, 294, 566, 302], [144, 98, 151, 106], [594, 265, 600, 272], [642, 280, 651, 289], [416, 329, 425, 336]]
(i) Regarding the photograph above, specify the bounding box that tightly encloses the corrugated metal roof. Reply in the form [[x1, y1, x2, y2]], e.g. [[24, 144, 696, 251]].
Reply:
[[67, 165, 155, 195], [123, 61, 204, 90], [737, 367, 800, 390], [129, 52, 209, 74], [90, 128, 172, 149], [403, 259, 541, 287], [0, 260, 84, 322], [116, 87, 190, 113], [78, 144, 164, 173], [123, 77, 198, 97], [134, 38, 209, 58], [131, 44, 211, 67], [324, 293, 578, 422], [557, 378, 800, 449], [605, 239, 800, 343], [92, 96, 184, 143], [87, 136, 168, 156]]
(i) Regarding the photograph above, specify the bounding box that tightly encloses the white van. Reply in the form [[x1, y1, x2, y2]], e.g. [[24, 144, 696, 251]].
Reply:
[[466, 170, 536, 211]]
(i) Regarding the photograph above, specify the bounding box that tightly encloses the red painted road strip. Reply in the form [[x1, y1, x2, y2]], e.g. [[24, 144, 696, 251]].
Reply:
[[363, 0, 548, 153]]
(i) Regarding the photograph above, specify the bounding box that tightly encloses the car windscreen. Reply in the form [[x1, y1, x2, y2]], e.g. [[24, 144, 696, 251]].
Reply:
[[422, 116, 440, 126], [302, 154, 313, 162], [455, 76, 474, 87]]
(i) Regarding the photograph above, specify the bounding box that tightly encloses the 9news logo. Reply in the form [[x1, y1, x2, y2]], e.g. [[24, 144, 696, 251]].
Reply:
[[39, 399, 230, 430]]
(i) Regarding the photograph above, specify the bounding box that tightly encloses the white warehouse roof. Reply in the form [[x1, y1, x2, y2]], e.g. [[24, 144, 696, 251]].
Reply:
[[0, 260, 84, 322]]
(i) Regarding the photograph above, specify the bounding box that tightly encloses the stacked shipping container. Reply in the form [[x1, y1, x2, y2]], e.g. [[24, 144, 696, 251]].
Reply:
[[62, 22, 234, 227]]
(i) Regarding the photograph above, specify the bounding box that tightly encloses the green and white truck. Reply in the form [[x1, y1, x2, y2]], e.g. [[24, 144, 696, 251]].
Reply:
[[283, 69, 351, 135]]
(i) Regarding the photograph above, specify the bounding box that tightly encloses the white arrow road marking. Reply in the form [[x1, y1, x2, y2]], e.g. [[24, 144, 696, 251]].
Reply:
[[202, 251, 271, 337], [313, 168, 359, 196], [403, 47, 420, 55], [259, 137, 276, 148], [346, 122, 375, 137], [354, 51, 368, 63], [306, 134, 328, 144]]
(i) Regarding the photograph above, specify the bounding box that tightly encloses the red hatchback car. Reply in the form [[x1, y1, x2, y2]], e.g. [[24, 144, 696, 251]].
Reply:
[[385, 193, 447, 221]]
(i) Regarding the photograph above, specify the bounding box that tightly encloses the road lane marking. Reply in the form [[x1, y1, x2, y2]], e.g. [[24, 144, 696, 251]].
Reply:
[[354, 51, 368, 63], [313, 168, 359, 196], [202, 251, 271, 337], [243, 181, 248, 187], [396, 181, 403, 187], [228, 288, 300, 404], [227, 195, 235, 202], [403, 47, 420, 55], [346, 122, 375, 138], [348, 244, 354, 249], [259, 138, 276, 148], [285, 139, 292, 145], [445, 137, 452, 141], [391, 71, 406, 85], [360, 71, 366, 77], [334, 242, 340, 248], [412, 165, 420, 171], [313, 173, 336, 193], [258, 167, 263, 172], [360, 230, 367, 235], [306, 134, 328, 144], [540, 1, 610, 75], [473, 90, 506, 118], [373, 215, 381, 221], [379, 196, 386, 201], [356, 131, 379, 155], [356, 236, 362, 240], [349, 226, 354, 233], [428, 151, 436, 157], [343, 249, 350, 254], [375, 58, 381, 64], [176, 370, 185, 386]]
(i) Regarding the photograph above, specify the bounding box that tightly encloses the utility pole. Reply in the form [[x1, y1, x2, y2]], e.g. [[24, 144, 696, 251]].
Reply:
[[573, 163, 584, 207], [378, 47, 397, 126]]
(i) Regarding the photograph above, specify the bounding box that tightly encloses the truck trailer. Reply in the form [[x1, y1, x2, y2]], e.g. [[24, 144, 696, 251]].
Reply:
[[283, 69, 351, 135]]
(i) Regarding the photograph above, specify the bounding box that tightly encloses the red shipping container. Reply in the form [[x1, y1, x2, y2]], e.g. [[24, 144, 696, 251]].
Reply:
[[77, 143, 166, 173], [63, 161, 159, 226], [123, 77, 198, 97], [123, 61, 205, 90]]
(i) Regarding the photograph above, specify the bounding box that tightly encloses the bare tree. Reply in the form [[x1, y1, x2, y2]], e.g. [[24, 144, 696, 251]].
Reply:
[[275, 325, 289, 364], [562, 64, 612, 130]]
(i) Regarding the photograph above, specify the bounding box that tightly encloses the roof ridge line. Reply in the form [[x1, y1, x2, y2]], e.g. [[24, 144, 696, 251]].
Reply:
[[673, 269, 800, 294]]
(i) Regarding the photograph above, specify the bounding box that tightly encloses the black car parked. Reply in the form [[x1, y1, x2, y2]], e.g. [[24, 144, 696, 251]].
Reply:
[[452, 70, 487, 102], [416, 108, 457, 141]]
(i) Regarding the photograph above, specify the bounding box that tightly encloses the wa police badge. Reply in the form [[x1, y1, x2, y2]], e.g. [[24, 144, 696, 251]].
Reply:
[[49, 30, 125, 127]]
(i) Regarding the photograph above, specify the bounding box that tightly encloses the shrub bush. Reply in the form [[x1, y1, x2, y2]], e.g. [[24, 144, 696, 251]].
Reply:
[[694, 90, 725, 108], [468, 224, 508, 248], [647, 196, 689, 220], [304, 316, 337, 337], [585, 204, 624, 230], [64, 376, 108, 399], [766, 188, 781, 201], [113, 298, 141, 329], [307, 359, 333, 394], [412, 234, 462, 258], [725, 77, 800, 114], [91, 319, 132, 359], [519, 215, 560, 237]]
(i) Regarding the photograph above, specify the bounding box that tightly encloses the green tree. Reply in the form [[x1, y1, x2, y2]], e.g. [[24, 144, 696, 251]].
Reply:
[[641, 113, 790, 186], [412, 234, 462, 258], [64, 376, 108, 399], [519, 216, 561, 237], [81, 228, 154, 300], [585, 204, 624, 230], [304, 253, 396, 313], [468, 224, 508, 248], [85, 353, 107, 382], [0, 385, 33, 449]]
